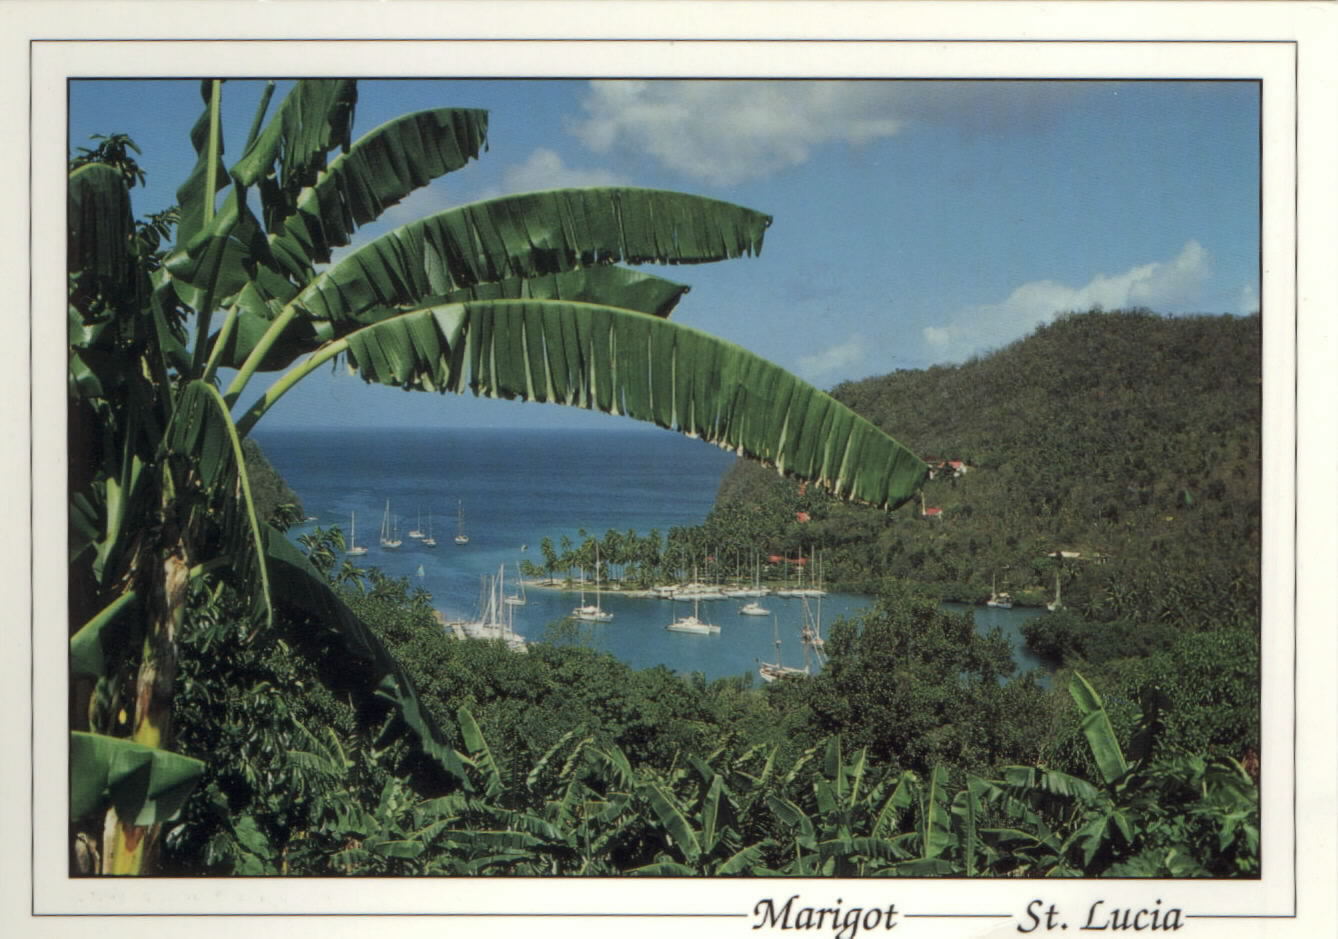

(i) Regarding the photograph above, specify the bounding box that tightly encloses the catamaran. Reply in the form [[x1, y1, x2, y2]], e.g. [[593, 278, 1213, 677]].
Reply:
[[666, 568, 720, 634], [345, 511, 368, 557], [379, 500, 402, 549]]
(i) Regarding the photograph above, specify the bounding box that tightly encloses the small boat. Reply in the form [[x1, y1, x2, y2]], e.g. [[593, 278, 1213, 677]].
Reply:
[[379, 500, 402, 549], [665, 611, 719, 635], [740, 601, 769, 616], [1047, 570, 1062, 612], [422, 512, 437, 548], [758, 615, 810, 682], [345, 511, 368, 557], [572, 549, 613, 622], [407, 511, 425, 540], [505, 563, 527, 606], [987, 572, 1013, 609], [666, 569, 719, 634], [453, 500, 470, 545]]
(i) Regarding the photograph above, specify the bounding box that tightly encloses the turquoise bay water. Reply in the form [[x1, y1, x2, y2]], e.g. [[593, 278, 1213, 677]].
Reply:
[[256, 427, 1046, 682]]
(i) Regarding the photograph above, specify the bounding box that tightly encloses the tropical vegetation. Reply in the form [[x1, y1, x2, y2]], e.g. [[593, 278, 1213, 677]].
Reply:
[[67, 78, 927, 875], [68, 79, 1258, 879]]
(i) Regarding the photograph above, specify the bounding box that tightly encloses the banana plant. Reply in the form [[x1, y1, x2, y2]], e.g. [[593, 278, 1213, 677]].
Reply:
[[68, 78, 929, 875], [765, 737, 935, 876], [982, 672, 1258, 876]]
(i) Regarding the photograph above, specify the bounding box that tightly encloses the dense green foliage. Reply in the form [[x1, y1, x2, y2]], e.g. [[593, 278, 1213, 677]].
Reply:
[[69, 79, 1258, 878], [152, 311, 1262, 878], [155, 532, 1256, 876], [710, 310, 1260, 619], [693, 310, 1263, 768], [66, 80, 927, 876]]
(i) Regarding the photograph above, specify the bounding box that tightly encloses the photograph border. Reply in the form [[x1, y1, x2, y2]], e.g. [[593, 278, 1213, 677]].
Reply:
[[10, 3, 1335, 936]]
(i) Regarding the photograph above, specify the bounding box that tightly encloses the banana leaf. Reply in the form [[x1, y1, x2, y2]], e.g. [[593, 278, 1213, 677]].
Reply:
[[231, 79, 358, 221], [457, 706, 503, 798], [268, 107, 489, 276], [70, 731, 205, 825], [921, 765, 953, 859], [327, 300, 925, 509], [173, 81, 230, 250], [293, 187, 771, 326], [213, 266, 691, 373], [640, 781, 701, 864], [68, 162, 135, 283], [1069, 673, 1129, 786], [165, 381, 272, 627]]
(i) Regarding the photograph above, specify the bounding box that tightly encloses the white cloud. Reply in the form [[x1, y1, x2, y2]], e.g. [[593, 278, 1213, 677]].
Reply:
[[921, 241, 1214, 361], [798, 334, 867, 382], [571, 81, 905, 185], [569, 80, 1086, 186], [499, 147, 628, 194]]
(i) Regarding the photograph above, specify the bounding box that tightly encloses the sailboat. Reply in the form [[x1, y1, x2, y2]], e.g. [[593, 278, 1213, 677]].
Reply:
[[666, 567, 719, 634], [407, 511, 425, 540], [1047, 570, 1063, 612], [987, 572, 1013, 609], [759, 615, 810, 682], [421, 512, 437, 548], [345, 511, 368, 557], [460, 565, 527, 652], [453, 500, 470, 545], [572, 548, 613, 622], [379, 500, 402, 549], [505, 563, 527, 606]]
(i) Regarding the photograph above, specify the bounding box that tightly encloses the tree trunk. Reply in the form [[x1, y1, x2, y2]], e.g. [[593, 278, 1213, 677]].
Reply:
[[100, 542, 190, 874]]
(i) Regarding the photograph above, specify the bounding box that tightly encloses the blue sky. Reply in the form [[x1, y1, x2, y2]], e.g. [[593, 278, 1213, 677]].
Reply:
[[70, 78, 1260, 430]]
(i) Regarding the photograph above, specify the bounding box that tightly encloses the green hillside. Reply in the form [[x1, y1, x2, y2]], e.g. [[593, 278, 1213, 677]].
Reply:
[[711, 309, 1261, 633]]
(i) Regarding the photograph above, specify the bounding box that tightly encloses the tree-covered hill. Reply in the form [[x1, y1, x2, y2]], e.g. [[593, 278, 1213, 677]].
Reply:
[[712, 309, 1261, 631]]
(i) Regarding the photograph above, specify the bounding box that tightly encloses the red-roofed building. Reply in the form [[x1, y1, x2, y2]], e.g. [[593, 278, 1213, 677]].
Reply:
[[919, 492, 943, 519]]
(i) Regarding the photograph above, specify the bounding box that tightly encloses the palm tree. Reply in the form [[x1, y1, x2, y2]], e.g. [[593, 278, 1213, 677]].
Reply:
[[68, 78, 928, 874]]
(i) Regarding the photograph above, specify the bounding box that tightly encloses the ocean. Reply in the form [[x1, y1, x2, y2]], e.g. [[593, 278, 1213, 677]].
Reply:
[[255, 426, 1046, 682]]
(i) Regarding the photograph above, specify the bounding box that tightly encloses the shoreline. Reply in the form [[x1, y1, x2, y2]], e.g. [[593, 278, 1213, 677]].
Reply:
[[515, 578, 1051, 611]]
